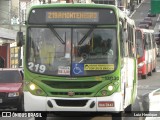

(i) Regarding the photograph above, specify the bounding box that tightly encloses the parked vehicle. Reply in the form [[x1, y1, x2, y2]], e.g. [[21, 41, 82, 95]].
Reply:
[[139, 21, 151, 26], [138, 23, 149, 29], [143, 17, 153, 26], [0, 68, 24, 111], [148, 9, 156, 17], [142, 88, 160, 112]]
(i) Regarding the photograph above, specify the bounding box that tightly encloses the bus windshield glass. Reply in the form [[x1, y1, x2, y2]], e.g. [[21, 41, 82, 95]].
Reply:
[[136, 30, 144, 57], [27, 27, 117, 76]]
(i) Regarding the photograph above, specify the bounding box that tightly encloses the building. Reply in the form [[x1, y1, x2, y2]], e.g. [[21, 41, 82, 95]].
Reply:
[[0, 0, 16, 68]]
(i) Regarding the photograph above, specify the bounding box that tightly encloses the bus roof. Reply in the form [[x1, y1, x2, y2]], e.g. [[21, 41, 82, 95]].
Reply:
[[29, 3, 116, 9], [136, 28, 154, 33]]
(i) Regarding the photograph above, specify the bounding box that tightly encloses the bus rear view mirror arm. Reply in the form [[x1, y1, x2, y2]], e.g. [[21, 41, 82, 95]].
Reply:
[[16, 31, 24, 47]]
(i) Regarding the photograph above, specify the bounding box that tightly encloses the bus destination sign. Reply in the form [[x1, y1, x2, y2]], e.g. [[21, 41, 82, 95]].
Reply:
[[46, 11, 99, 23], [28, 8, 116, 25]]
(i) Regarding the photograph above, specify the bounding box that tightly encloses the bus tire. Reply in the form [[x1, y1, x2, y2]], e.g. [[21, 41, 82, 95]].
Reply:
[[152, 68, 156, 72], [148, 70, 152, 76], [17, 103, 24, 111], [124, 104, 132, 113], [141, 74, 147, 79]]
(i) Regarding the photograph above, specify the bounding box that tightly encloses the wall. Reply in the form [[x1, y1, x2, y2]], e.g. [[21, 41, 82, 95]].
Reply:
[[0, 0, 10, 25]]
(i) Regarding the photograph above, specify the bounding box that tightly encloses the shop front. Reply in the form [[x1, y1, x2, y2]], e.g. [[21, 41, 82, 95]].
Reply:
[[0, 28, 16, 68]]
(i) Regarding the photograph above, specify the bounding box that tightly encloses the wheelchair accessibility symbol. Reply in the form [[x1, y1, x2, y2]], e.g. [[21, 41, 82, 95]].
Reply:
[[72, 63, 84, 75]]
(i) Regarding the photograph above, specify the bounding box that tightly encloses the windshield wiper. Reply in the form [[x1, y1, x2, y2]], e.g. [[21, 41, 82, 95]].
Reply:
[[78, 25, 96, 45], [47, 24, 65, 44]]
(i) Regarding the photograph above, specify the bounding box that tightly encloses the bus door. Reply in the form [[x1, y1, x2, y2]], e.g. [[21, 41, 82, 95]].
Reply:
[[136, 30, 143, 59], [148, 33, 153, 73], [144, 33, 150, 73], [123, 25, 135, 107], [150, 33, 156, 71]]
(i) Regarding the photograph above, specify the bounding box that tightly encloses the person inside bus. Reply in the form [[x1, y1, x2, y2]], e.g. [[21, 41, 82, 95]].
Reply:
[[101, 39, 113, 55], [91, 34, 103, 53], [90, 35, 113, 55], [79, 34, 103, 56]]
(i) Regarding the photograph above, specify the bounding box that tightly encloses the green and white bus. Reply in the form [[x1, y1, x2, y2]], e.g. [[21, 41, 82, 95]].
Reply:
[[17, 3, 137, 115]]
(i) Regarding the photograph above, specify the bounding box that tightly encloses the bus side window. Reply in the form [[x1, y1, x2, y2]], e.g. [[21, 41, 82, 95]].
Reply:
[[127, 25, 134, 57], [120, 26, 125, 57], [144, 34, 148, 50]]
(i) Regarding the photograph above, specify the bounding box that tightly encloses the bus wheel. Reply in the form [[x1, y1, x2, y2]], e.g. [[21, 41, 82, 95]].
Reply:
[[141, 74, 147, 79], [124, 104, 132, 113], [17, 102, 24, 111], [152, 68, 156, 72], [148, 70, 152, 76]]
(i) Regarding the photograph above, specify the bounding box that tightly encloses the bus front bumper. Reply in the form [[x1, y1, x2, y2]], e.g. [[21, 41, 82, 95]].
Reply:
[[24, 92, 122, 112]]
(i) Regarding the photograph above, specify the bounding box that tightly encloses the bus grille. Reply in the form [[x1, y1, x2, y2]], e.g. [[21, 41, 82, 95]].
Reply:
[[51, 92, 92, 96], [55, 99, 88, 107], [42, 81, 101, 89]]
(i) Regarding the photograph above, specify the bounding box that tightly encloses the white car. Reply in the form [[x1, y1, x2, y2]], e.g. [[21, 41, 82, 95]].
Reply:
[[118, 6, 130, 16]]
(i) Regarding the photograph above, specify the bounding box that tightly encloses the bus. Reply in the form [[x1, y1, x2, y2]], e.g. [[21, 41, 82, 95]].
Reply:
[[17, 3, 138, 118], [136, 28, 156, 79], [92, 0, 118, 6]]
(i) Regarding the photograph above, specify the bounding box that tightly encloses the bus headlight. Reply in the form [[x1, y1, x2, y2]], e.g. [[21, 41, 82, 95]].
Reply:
[[29, 84, 36, 90], [26, 82, 46, 96], [108, 85, 113, 91], [96, 82, 119, 97], [138, 62, 145, 68]]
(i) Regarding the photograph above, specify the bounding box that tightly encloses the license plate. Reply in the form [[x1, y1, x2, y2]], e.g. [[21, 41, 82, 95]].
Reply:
[[0, 99, 2, 103], [98, 101, 114, 107]]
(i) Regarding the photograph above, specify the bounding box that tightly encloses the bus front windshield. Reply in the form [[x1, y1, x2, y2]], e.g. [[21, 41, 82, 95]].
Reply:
[[27, 27, 117, 76], [136, 30, 144, 58]]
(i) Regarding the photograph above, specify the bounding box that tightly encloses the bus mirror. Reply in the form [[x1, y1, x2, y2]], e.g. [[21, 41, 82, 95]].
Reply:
[[16, 31, 24, 47], [124, 18, 127, 30]]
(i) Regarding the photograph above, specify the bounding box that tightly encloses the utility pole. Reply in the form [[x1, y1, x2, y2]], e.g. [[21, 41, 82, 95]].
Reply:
[[19, 1, 21, 32], [18, 0, 22, 67]]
